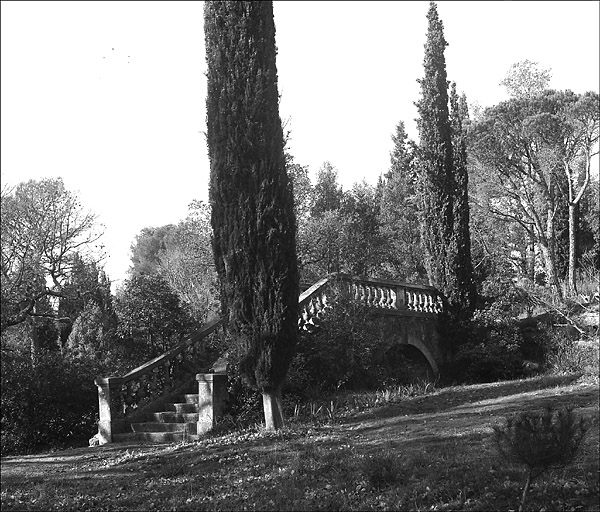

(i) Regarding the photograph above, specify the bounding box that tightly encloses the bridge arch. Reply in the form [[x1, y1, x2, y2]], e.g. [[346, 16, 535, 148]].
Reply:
[[405, 339, 439, 377]]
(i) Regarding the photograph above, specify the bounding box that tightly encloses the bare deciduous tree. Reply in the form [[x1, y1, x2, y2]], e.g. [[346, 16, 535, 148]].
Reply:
[[1, 178, 104, 333]]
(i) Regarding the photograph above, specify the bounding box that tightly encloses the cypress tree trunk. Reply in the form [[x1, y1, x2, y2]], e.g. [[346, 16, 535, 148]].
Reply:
[[262, 387, 284, 431], [204, 1, 299, 430]]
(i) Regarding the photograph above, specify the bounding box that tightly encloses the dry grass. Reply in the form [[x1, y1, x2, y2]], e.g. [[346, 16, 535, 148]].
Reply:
[[1, 374, 598, 511]]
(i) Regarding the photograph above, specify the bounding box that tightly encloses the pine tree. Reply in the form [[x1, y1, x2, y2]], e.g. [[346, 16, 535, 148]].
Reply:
[[415, 2, 475, 317], [204, 1, 299, 430]]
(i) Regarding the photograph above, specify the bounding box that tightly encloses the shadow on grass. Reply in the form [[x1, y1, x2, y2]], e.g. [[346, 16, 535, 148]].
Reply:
[[339, 374, 590, 424]]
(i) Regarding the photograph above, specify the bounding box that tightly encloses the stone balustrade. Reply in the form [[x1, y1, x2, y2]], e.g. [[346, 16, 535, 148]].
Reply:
[[298, 273, 442, 328], [339, 274, 443, 315], [298, 276, 331, 331]]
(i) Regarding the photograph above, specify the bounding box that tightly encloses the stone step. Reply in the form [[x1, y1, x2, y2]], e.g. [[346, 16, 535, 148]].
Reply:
[[167, 402, 199, 414], [150, 411, 200, 423], [131, 422, 197, 434], [113, 432, 200, 444]]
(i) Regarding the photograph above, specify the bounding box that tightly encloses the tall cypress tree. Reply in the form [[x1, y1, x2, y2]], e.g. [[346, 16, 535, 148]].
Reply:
[[204, 1, 299, 430], [415, 2, 475, 317], [449, 83, 476, 315]]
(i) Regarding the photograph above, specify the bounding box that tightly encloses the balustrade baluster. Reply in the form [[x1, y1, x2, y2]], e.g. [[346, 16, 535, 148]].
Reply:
[[164, 361, 172, 390], [119, 384, 128, 416], [369, 286, 377, 306], [436, 295, 443, 313], [390, 288, 398, 309], [298, 306, 308, 329], [315, 294, 323, 315], [379, 287, 388, 308], [309, 298, 317, 318], [151, 367, 159, 394], [124, 382, 135, 416], [138, 374, 147, 401]]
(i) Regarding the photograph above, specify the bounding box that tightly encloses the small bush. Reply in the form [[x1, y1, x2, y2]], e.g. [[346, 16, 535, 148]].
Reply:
[[362, 450, 405, 490], [493, 405, 589, 512]]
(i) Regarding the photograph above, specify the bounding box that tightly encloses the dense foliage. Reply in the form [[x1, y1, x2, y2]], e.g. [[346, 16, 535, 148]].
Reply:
[[1, 1, 597, 455], [204, 0, 299, 429], [1, 348, 108, 455], [468, 90, 599, 296], [415, 2, 475, 317], [114, 273, 198, 363]]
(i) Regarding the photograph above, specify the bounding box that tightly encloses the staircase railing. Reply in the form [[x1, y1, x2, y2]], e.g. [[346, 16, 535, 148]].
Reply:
[[95, 273, 441, 443], [94, 317, 223, 443]]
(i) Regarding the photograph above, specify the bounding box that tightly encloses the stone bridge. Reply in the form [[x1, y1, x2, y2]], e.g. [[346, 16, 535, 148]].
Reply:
[[298, 273, 446, 376], [94, 273, 445, 444]]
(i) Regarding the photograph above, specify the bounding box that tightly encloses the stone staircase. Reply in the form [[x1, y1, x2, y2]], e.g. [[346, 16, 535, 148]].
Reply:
[[112, 382, 202, 443], [95, 273, 443, 445]]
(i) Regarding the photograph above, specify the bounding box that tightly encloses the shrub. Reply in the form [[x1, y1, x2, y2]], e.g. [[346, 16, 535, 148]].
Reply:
[[493, 406, 589, 512], [285, 288, 422, 397], [1, 348, 108, 455], [362, 450, 405, 490], [443, 309, 525, 384], [220, 360, 263, 430], [527, 321, 599, 379]]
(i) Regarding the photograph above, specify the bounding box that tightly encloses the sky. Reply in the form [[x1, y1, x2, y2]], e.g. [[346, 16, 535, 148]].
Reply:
[[1, 1, 599, 290]]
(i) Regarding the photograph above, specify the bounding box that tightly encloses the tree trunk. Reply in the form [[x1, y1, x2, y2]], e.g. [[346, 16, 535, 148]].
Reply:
[[526, 231, 536, 282], [539, 242, 561, 299], [28, 317, 40, 367], [518, 470, 533, 512], [567, 202, 577, 295], [544, 209, 562, 298], [262, 387, 284, 431]]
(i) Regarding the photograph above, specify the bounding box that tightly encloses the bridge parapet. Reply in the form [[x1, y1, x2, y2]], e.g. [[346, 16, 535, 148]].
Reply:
[[298, 273, 442, 331]]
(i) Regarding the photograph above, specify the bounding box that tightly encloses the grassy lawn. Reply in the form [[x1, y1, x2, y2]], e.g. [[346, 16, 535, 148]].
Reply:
[[1, 374, 598, 511]]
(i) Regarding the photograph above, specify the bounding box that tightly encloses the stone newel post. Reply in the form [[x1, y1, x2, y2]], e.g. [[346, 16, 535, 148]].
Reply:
[[196, 373, 228, 434], [94, 377, 125, 445]]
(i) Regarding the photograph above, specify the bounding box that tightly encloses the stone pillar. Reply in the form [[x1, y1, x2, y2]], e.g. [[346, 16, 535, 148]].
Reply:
[[395, 286, 407, 310], [196, 373, 228, 434], [94, 377, 125, 445]]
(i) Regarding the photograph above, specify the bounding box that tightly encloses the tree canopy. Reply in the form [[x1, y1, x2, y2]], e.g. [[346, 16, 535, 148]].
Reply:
[[1, 178, 104, 333]]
